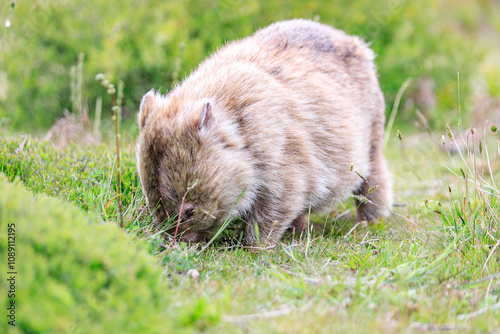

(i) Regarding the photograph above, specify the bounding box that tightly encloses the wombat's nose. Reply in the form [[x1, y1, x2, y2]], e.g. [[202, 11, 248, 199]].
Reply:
[[181, 202, 196, 219]]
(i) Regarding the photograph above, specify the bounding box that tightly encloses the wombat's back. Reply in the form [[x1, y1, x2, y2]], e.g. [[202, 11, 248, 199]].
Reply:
[[173, 19, 385, 204]]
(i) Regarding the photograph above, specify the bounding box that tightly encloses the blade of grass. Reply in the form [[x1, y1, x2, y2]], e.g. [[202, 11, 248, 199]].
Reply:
[[199, 187, 246, 253]]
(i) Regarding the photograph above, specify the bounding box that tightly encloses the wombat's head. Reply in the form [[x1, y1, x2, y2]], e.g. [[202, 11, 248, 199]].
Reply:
[[137, 91, 253, 243]]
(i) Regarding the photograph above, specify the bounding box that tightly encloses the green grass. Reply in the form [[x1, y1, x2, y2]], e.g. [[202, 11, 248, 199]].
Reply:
[[1, 127, 499, 333]]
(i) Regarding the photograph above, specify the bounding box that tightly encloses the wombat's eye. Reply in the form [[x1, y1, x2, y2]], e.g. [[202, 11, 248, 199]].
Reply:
[[184, 208, 194, 219], [181, 203, 196, 220]]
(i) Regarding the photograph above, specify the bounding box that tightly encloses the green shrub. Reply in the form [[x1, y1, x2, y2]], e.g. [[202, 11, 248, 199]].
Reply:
[[0, 174, 173, 333], [0, 0, 496, 132]]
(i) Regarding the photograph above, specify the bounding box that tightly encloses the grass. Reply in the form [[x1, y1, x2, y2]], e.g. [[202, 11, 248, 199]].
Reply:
[[1, 124, 499, 332]]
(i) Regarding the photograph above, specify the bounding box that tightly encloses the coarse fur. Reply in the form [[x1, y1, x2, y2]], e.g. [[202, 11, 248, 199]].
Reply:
[[137, 19, 393, 246]]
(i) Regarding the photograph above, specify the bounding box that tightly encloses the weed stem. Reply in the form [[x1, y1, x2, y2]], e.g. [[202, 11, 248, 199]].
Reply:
[[111, 93, 123, 228]]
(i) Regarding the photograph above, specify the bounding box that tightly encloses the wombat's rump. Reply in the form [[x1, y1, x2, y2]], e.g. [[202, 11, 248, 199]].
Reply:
[[137, 19, 393, 245]]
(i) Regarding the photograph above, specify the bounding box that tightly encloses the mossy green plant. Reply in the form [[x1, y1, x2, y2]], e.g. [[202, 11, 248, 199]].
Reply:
[[0, 174, 172, 333]]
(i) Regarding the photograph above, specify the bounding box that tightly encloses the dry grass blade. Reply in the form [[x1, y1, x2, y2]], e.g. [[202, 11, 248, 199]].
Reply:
[[222, 304, 309, 322], [456, 302, 500, 321]]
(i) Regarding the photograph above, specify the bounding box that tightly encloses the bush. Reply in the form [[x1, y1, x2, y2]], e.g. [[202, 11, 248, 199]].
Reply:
[[0, 0, 496, 132], [0, 174, 172, 333]]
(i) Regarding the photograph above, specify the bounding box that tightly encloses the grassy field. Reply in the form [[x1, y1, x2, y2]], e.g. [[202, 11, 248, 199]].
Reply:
[[1, 124, 499, 332]]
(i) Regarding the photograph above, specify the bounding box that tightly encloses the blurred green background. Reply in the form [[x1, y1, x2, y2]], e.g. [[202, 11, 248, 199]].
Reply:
[[1, 0, 499, 135]]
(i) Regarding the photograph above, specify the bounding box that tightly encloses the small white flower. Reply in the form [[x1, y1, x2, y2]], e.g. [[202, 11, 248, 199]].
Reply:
[[5, 20, 11, 28]]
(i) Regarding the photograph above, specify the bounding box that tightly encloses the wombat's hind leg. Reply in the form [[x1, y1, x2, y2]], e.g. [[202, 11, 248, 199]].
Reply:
[[354, 153, 393, 222]]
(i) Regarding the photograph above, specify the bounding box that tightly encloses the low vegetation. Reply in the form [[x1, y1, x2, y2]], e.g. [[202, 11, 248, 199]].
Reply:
[[0, 174, 172, 333], [1, 126, 498, 332]]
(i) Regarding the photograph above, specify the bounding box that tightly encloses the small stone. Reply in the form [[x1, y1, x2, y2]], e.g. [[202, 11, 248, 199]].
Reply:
[[187, 269, 200, 280]]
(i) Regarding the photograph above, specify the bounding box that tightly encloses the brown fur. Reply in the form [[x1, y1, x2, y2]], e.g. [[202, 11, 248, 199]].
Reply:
[[137, 19, 393, 246]]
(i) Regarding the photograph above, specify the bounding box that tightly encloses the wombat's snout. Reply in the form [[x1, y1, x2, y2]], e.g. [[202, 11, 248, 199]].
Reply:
[[179, 231, 208, 243], [164, 202, 211, 243]]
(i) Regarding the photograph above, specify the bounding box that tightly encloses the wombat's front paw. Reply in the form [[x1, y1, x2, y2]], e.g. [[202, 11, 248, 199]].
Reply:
[[356, 208, 378, 223], [290, 215, 307, 231], [243, 224, 280, 249]]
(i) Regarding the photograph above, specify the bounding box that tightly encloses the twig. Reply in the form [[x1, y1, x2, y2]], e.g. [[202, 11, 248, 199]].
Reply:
[[457, 302, 500, 321], [332, 209, 351, 221], [461, 272, 500, 287], [408, 322, 464, 331], [283, 269, 320, 284], [218, 244, 278, 251], [321, 257, 331, 270], [343, 222, 360, 239], [282, 270, 383, 287], [222, 304, 308, 322], [244, 244, 278, 251]]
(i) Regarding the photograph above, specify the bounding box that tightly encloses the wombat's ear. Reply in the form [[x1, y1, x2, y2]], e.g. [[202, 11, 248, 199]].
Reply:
[[139, 90, 156, 130], [197, 101, 214, 130]]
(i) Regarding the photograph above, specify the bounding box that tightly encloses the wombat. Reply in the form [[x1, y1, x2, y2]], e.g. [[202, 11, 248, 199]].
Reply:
[[137, 19, 393, 246]]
